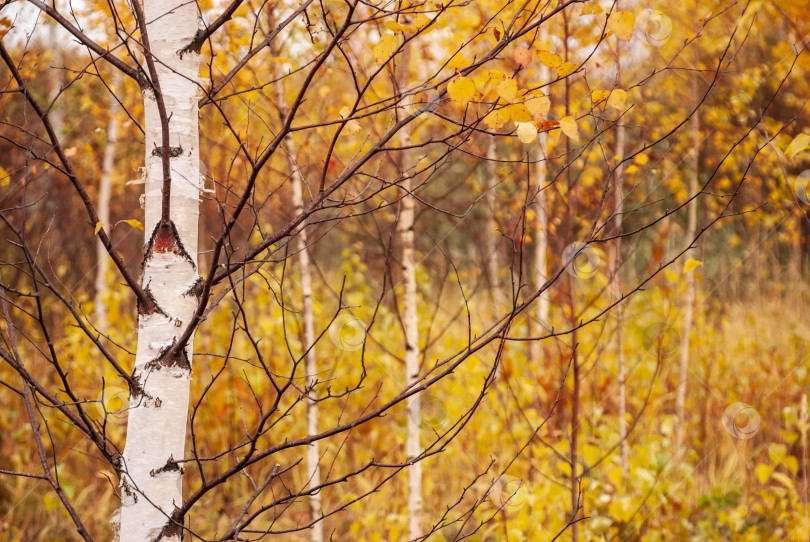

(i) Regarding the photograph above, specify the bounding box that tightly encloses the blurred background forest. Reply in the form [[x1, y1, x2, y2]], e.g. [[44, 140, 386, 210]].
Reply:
[[2, 0, 810, 540]]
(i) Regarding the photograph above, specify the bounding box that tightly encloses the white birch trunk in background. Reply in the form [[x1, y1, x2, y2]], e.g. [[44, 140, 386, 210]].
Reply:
[[612, 121, 629, 477], [397, 50, 422, 540], [280, 97, 323, 542], [484, 138, 503, 312], [531, 29, 551, 364], [94, 71, 120, 333], [533, 134, 549, 331], [117, 0, 201, 539], [610, 17, 629, 478], [675, 83, 699, 451]]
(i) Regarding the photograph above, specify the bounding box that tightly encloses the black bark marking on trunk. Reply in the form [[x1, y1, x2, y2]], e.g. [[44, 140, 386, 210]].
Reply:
[[150, 455, 183, 477], [151, 145, 183, 158], [127, 369, 148, 402], [138, 284, 168, 317], [154, 515, 184, 542], [183, 276, 204, 300], [145, 341, 191, 371], [179, 29, 204, 57]]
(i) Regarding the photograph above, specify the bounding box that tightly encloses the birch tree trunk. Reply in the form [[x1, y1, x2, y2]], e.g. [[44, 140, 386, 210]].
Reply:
[[280, 91, 323, 542], [117, 0, 201, 538], [532, 133, 549, 367], [611, 119, 629, 478], [675, 80, 700, 451], [531, 27, 550, 363], [94, 71, 120, 334], [484, 138, 503, 312], [397, 50, 422, 541]]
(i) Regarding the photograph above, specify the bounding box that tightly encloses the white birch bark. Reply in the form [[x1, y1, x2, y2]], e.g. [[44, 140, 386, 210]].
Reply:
[[117, 0, 201, 539], [532, 29, 551, 364], [484, 138, 503, 312], [534, 135, 549, 330], [612, 121, 629, 477], [397, 51, 422, 540], [280, 91, 323, 542], [675, 82, 699, 451], [94, 71, 120, 334]]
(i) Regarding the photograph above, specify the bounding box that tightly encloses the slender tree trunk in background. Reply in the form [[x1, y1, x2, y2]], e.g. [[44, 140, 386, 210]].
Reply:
[[534, 142, 549, 332], [675, 79, 700, 452], [94, 71, 121, 334], [118, 0, 201, 539], [279, 88, 323, 542], [611, 28, 629, 480], [484, 138, 503, 312], [562, 13, 580, 540], [397, 53, 422, 540], [612, 118, 629, 480], [790, 213, 802, 285], [531, 27, 551, 365]]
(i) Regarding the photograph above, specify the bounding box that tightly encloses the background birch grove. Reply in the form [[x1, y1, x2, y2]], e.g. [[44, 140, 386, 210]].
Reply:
[[2, 0, 810, 540]]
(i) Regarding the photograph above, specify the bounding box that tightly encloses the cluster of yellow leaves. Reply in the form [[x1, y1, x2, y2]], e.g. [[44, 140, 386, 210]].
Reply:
[[536, 50, 578, 78], [592, 88, 628, 110], [383, 13, 432, 35]]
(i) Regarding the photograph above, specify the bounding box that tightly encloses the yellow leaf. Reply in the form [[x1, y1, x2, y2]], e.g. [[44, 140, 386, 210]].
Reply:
[[592, 90, 610, 103], [501, 104, 531, 123], [448, 76, 476, 108], [384, 20, 403, 32], [683, 258, 702, 273], [607, 89, 627, 110], [755, 463, 771, 484], [583, 444, 600, 466], [121, 219, 144, 231], [339, 106, 352, 119], [345, 120, 362, 135], [513, 46, 532, 67], [483, 110, 507, 130], [560, 116, 579, 141], [412, 13, 431, 32], [580, 4, 603, 15], [373, 33, 398, 66], [787, 133, 810, 158], [488, 69, 507, 80], [546, 125, 561, 149], [537, 50, 562, 68], [525, 95, 550, 120], [635, 153, 649, 165], [607, 466, 623, 489], [608, 11, 635, 41], [94, 221, 104, 235], [516, 122, 537, 144], [496, 79, 517, 103], [784, 455, 799, 475], [556, 62, 577, 78]]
